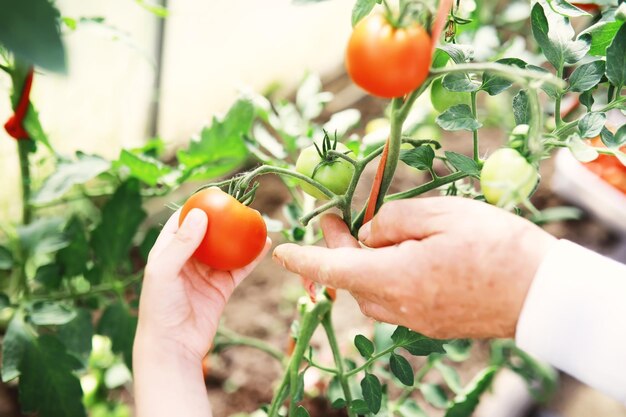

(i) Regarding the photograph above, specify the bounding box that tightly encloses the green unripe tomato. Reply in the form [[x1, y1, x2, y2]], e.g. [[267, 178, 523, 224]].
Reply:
[[430, 78, 472, 113], [480, 148, 539, 207], [295, 142, 355, 200]]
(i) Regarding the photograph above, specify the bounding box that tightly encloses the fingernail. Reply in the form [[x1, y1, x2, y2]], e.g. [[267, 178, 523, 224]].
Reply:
[[358, 222, 371, 242], [182, 208, 207, 230]]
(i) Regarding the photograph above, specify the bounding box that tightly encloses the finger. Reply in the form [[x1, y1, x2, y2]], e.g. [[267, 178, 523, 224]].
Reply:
[[150, 208, 208, 278], [356, 298, 397, 324], [148, 209, 183, 261], [358, 197, 461, 248], [231, 238, 272, 285], [321, 214, 360, 249], [273, 243, 397, 294]]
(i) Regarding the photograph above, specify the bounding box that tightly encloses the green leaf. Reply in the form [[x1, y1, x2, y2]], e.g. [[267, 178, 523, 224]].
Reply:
[[350, 399, 371, 415], [480, 58, 526, 96], [579, 13, 624, 56], [360, 373, 382, 414], [525, 65, 560, 99], [296, 73, 333, 120], [578, 112, 606, 138], [2, 313, 35, 382], [435, 361, 463, 393], [35, 264, 63, 289], [531, 3, 590, 69], [400, 146, 435, 171], [437, 45, 472, 64], [600, 126, 626, 148], [397, 399, 428, 417], [23, 103, 53, 151], [391, 327, 446, 356], [569, 134, 600, 162], [568, 60, 606, 92], [354, 334, 375, 359], [139, 227, 160, 261], [29, 301, 76, 326], [90, 179, 147, 270], [0, 245, 13, 270], [177, 99, 253, 179], [444, 367, 497, 417], [436, 105, 482, 132], [294, 405, 311, 417], [58, 308, 93, 365], [32, 153, 111, 204], [579, 87, 595, 110], [443, 339, 473, 362], [18, 217, 67, 255], [606, 23, 626, 89], [445, 151, 480, 177], [97, 301, 137, 370], [116, 150, 173, 187], [390, 353, 414, 386], [420, 383, 449, 408], [352, 0, 378, 26], [442, 73, 480, 93], [19, 334, 86, 417], [512, 90, 530, 125], [0, 0, 66, 72], [56, 217, 90, 278], [293, 370, 306, 402], [550, 0, 590, 17]]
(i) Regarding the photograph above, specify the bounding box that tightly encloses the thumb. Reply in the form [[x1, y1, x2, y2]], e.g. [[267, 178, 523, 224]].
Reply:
[[159, 208, 208, 276]]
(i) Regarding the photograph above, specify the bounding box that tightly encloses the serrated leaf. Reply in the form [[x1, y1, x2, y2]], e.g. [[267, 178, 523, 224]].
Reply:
[[391, 327, 447, 356], [442, 73, 480, 93], [32, 153, 111, 204], [578, 112, 606, 138], [436, 105, 482, 131], [97, 301, 137, 370], [0, 0, 66, 72], [569, 135, 599, 162], [531, 3, 590, 69], [445, 151, 480, 177], [568, 60, 605, 92], [444, 367, 497, 417], [19, 334, 86, 417], [400, 146, 435, 170], [34, 264, 63, 290], [513, 90, 531, 125], [579, 12, 623, 56], [360, 373, 382, 414], [0, 245, 13, 270], [355, 334, 375, 359], [29, 302, 76, 326], [606, 23, 626, 89], [90, 179, 146, 270], [58, 309, 93, 366], [420, 383, 449, 408], [2, 313, 35, 382], [390, 353, 414, 386], [116, 150, 173, 187], [56, 217, 89, 278], [480, 58, 526, 96], [177, 99, 253, 179], [352, 0, 377, 26]]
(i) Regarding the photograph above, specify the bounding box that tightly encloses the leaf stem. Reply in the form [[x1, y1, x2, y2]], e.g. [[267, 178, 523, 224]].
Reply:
[[216, 326, 287, 365], [470, 91, 480, 163], [386, 171, 468, 201]]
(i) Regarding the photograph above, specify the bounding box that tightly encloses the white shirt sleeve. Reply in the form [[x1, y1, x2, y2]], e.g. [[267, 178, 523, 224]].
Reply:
[[515, 239, 626, 404]]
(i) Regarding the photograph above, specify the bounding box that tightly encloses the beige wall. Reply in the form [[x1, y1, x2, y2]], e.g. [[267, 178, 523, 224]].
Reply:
[[0, 0, 353, 220]]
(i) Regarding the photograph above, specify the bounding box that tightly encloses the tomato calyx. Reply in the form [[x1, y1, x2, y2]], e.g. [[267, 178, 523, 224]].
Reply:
[[310, 130, 353, 179]]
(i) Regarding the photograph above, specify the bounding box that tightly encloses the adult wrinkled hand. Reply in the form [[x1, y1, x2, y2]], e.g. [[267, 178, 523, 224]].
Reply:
[[273, 197, 555, 339]]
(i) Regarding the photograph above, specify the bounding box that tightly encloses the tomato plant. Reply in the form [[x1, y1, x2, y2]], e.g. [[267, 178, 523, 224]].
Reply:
[[0, 0, 625, 416], [179, 188, 267, 271], [345, 12, 431, 98]]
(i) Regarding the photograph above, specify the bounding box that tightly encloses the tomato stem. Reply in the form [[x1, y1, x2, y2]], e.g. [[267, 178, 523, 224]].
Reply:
[[386, 171, 469, 201], [554, 66, 564, 128], [470, 91, 480, 163], [215, 326, 287, 365]]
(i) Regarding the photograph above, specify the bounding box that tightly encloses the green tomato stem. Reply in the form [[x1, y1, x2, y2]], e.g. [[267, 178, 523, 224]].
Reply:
[[216, 326, 287, 365], [321, 311, 356, 417], [345, 345, 397, 378], [238, 165, 335, 200], [386, 171, 469, 201], [554, 66, 564, 128], [300, 198, 342, 226], [470, 91, 480, 163]]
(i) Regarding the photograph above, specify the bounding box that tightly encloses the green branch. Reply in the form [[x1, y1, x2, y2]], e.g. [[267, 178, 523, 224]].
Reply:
[[216, 327, 287, 365], [386, 171, 469, 201]]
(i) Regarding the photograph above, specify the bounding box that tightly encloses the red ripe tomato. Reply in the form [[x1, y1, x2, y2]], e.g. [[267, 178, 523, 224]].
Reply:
[[584, 138, 626, 195], [572, 3, 600, 13], [179, 188, 267, 271], [345, 14, 432, 99]]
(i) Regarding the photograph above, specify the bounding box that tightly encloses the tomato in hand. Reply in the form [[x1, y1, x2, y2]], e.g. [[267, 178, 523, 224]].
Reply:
[[430, 78, 471, 113], [345, 14, 432, 99], [295, 141, 355, 200], [480, 148, 539, 207], [179, 188, 267, 271]]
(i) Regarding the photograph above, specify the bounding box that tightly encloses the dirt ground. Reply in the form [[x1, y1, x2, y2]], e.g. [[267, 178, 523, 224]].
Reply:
[[205, 89, 625, 416]]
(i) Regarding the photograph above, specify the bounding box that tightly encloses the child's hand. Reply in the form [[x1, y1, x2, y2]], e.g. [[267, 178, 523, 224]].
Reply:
[[136, 209, 271, 362]]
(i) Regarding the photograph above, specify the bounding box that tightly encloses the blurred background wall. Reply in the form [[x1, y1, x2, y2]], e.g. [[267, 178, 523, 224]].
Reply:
[[0, 0, 353, 220]]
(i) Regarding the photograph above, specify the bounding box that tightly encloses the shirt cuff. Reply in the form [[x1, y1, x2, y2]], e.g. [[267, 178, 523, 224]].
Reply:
[[515, 239, 626, 404]]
